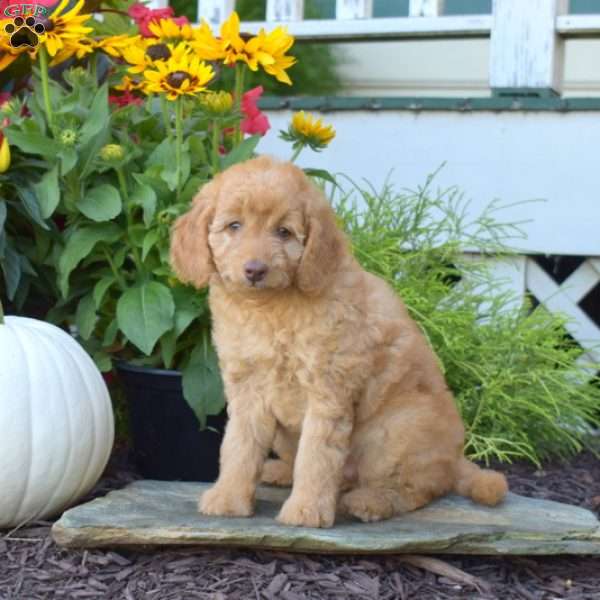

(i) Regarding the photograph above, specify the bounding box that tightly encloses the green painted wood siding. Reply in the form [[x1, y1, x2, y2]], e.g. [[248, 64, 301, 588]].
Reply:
[[310, 0, 599, 17]]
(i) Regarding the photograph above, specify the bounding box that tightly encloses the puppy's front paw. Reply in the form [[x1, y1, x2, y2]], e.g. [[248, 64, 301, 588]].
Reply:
[[277, 493, 335, 528], [199, 485, 254, 517]]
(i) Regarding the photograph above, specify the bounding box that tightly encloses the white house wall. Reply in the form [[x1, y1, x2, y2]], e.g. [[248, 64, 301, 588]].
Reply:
[[260, 109, 600, 256], [335, 39, 600, 96]]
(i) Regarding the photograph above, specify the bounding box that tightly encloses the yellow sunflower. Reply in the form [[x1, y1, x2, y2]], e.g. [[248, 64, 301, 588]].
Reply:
[[191, 12, 295, 84], [122, 38, 181, 74], [147, 19, 194, 43], [254, 26, 296, 85], [113, 75, 144, 93], [40, 0, 93, 59], [142, 44, 214, 101], [95, 34, 140, 59], [50, 37, 94, 66], [283, 111, 335, 151]]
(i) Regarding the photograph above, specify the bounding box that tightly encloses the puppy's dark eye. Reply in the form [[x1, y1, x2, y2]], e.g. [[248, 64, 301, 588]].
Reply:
[[228, 221, 242, 232], [276, 227, 291, 240]]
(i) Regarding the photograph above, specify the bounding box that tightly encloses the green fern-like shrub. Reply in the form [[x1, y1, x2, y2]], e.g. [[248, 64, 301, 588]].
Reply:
[[333, 173, 600, 465]]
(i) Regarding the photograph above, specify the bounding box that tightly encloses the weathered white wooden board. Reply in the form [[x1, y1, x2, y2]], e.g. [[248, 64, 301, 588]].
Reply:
[[266, 0, 304, 22], [490, 0, 568, 93], [261, 109, 600, 256]]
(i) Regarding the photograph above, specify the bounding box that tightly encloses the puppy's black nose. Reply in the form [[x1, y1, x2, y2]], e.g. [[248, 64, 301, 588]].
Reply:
[[244, 260, 268, 283]]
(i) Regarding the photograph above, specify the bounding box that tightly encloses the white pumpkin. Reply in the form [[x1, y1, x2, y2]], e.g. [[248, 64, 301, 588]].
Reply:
[[0, 314, 114, 528]]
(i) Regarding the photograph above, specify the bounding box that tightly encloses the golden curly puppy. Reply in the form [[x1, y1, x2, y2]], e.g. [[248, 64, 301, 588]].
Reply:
[[170, 156, 508, 528]]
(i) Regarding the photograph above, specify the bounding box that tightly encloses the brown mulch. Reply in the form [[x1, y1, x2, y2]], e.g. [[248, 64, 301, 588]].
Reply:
[[2, 449, 600, 600]]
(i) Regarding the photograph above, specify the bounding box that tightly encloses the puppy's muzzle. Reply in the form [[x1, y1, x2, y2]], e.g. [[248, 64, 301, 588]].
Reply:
[[244, 260, 268, 284]]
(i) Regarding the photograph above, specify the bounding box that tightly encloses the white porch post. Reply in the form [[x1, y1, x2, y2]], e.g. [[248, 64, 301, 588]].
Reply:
[[408, 0, 444, 17], [197, 0, 236, 25], [266, 0, 304, 21], [335, 0, 373, 19], [490, 0, 568, 96]]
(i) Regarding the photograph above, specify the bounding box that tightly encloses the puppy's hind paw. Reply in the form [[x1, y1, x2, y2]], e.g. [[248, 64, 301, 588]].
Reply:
[[261, 459, 293, 487]]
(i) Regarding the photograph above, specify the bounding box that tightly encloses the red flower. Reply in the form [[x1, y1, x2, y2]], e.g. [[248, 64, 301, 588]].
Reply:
[[128, 2, 189, 37], [109, 92, 143, 108], [240, 86, 270, 136]]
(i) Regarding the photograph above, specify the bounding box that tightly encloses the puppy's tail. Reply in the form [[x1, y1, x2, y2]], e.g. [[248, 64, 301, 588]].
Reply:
[[453, 458, 508, 506]]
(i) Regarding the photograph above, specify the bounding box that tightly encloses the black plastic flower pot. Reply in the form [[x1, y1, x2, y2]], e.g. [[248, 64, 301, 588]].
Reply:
[[115, 362, 226, 482]]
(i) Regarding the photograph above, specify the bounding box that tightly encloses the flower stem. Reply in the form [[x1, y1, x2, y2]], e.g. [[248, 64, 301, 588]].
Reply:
[[175, 96, 184, 200], [211, 121, 221, 175], [290, 144, 304, 163], [103, 248, 127, 291], [38, 46, 54, 133], [116, 167, 129, 203], [161, 95, 173, 142], [234, 63, 245, 145], [89, 52, 98, 82]]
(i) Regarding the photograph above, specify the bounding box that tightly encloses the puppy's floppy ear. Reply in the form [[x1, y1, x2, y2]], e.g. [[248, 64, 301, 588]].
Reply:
[[170, 181, 217, 289], [297, 185, 348, 295]]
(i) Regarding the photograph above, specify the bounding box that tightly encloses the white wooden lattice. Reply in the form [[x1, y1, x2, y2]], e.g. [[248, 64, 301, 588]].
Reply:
[[480, 257, 600, 367]]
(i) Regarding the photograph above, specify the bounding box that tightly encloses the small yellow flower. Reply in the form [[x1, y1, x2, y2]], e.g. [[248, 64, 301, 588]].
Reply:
[[190, 12, 295, 84], [200, 91, 233, 115], [284, 111, 335, 151], [252, 26, 296, 85], [41, 0, 94, 59], [147, 19, 194, 43], [95, 34, 140, 59], [142, 43, 214, 101], [122, 39, 176, 74], [113, 75, 144, 93], [50, 37, 94, 66], [0, 134, 10, 173], [100, 144, 125, 161]]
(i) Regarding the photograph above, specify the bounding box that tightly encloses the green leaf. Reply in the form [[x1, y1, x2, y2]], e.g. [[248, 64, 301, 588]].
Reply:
[[93, 350, 112, 372], [79, 83, 109, 145], [142, 229, 159, 261], [172, 285, 205, 335], [0, 244, 21, 300], [59, 147, 78, 176], [188, 134, 208, 166], [304, 168, 339, 188], [78, 184, 122, 222], [130, 183, 157, 227], [221, 135, 261, 170], [58, 223, 122, 297], [33, 164, 60, 219], [103, 318, 119, 347], [182, 340, 225, 427], [160, 329, 177, 369], [146, 138, 175, 169], [18, 187, 50, 230], [6, 130, 60, 158], [116, 281, 175, 355], [75, 293, 97, 340], [93, 275, 115, 308], [0, 201, 6, 232]]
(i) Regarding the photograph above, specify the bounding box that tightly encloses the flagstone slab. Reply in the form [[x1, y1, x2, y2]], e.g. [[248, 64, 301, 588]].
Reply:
[[52, 481, 600, 555]]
